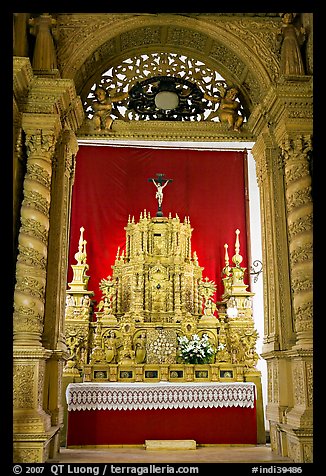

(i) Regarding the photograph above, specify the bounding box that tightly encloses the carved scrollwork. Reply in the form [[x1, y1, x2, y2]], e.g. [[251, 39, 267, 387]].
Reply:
[[22, 190, 50, 217], [17, 244, 47, 269], [20, 217, 48, 245], [289, 241, 313, 267], [83, 52, 247, 125], [25, 132, 56, 157], [286, 186, 312, 213], [26, 163, 51, 188], [15, 276, 45, 302], [13, 365, 35, 408]]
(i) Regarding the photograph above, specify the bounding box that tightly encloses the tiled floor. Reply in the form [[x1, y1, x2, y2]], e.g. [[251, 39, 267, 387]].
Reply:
[[53, 445, 293, 463]]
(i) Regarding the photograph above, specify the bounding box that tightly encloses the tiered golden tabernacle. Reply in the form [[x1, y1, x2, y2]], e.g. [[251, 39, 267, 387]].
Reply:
[[64, 213, 260, 384]]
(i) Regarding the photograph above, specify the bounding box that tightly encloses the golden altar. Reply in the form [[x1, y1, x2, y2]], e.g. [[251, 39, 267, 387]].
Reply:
[[62, 206, 265, 443]]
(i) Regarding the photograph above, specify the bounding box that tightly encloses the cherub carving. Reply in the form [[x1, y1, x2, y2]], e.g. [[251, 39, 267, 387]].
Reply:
[[90, 87, 128, 131], [204, 85, 244, 132]]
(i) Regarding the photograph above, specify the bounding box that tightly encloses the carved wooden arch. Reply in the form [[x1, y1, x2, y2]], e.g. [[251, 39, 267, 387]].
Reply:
[[13, 13, 314, 461], [57, 13, 281, 117]]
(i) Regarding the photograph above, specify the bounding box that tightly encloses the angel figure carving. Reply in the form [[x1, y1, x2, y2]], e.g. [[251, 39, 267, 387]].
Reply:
[[204, 85, 244, 132], [90, 86, 128, 131]]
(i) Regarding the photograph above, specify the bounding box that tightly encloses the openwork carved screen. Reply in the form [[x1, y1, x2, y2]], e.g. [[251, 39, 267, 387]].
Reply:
[[84, 52, 246, 123]]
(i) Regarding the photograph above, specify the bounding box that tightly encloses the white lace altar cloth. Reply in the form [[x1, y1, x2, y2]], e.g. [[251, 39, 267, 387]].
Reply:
[[66, 381, 255, 412]]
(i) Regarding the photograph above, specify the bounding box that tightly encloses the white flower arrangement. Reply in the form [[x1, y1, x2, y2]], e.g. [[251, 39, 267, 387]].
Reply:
[[177, 333, 215, 364]]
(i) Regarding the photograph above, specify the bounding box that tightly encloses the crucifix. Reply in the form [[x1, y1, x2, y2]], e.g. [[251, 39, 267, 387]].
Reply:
[[148, 173, 173, 217]]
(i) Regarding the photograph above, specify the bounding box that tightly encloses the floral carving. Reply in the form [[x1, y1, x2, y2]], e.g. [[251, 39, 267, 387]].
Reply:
[[17, 245, 47, 269], [13, 365, 35, 408], [20, 217, 48, 245], [15, 276, 45, 302], [26, 163, 51, 188], [22, 190, 50, 217]]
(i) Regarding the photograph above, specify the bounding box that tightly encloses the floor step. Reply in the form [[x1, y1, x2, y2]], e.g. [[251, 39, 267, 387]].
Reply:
[[145, 440, 196, 450]]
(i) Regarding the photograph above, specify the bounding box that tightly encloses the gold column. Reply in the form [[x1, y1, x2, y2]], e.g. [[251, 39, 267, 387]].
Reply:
[[42, 130, 79, 457], [13, 57, 85, 462], [252, 132, 297, 460], [14, 115, 60, 346], [13, 115, 61, 462], [272, 79, 313, 463], [251, 77, 313, 462], [252, 133, 294, 352], [13, 58, 34, 267], [278, 135, 313, 463], [281, 135, 313, 348]]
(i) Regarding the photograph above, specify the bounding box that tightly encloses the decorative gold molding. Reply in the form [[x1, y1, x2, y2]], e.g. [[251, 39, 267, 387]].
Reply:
[[13, 57, 85, 463], [78, 119, 254, 142], [56, 14, 278, 107], [13, 15, 314, 463]]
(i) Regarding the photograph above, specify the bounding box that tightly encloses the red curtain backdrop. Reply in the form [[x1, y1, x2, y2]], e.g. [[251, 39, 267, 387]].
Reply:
[[68, 145, 249, 306]]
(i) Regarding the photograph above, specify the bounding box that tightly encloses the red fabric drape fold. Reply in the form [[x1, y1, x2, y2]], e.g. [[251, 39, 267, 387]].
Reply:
[[68, 146, 249, 305]]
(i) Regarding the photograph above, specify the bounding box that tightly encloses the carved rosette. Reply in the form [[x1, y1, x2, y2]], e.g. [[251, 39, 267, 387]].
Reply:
[[281, 135, 313, 343], [14, 125, 57, 345]]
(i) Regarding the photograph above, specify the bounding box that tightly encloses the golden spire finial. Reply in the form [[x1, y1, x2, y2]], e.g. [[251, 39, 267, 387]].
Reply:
[[232, 229, 243, 266], [74, 226, 86, 264], [223, 243, 231, 276], [224, 243, 229, 266], [235, 229, 240, 254], [79, 226, 84, 248], [82, 240, 87, 264]]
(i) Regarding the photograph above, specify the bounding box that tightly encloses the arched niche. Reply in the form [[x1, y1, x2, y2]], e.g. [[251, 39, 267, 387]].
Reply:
[[13, 12, 313, 463]]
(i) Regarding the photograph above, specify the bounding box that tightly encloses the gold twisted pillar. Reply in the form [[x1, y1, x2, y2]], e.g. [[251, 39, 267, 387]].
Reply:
[[13, 56, 85, 463], [281, 135, 313, 348], [251, 77, 313, 463], [277, 134, 313, 462], [13, 116, 61, 461], [14, 118, 59, 346]]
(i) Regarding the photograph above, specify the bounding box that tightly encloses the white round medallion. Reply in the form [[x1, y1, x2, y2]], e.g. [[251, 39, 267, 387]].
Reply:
[[154, 91, 179, 110]]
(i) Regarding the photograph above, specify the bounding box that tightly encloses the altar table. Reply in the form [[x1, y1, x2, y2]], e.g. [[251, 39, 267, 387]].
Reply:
[[66, 381, 257, 446]]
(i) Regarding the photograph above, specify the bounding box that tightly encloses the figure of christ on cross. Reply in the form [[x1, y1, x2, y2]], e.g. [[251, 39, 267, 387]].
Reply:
[[148, 173, 173, 217]]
